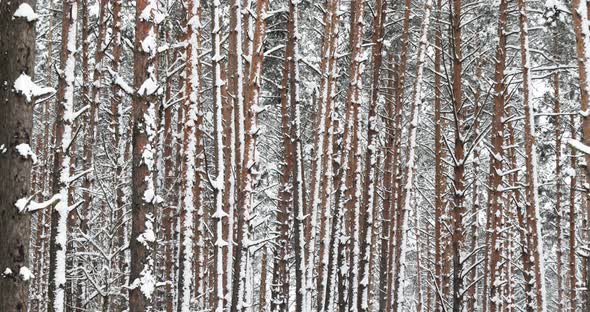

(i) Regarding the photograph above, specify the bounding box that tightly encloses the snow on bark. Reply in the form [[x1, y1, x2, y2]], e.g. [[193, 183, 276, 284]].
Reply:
[[129, 0, 161, 310], [357, 0, 386, 309], [289, 2, 307, 311], [344, 0, 366, 310], [211, 2, 228, 312], [394, 1, 433, 309], [309, 0, 341, 309], [176, 1, 200, 310], [48, 1, 78, 311], [12, 3, 39, 22], [517, 0, 547, 309], [13, 73, 54, 102]]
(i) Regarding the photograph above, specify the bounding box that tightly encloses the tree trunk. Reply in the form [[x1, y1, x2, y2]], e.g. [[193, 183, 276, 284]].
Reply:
[[48, 1, 78, 311], [516, 0, 547, 309], [129, 0, 160, 310], [0, 0, 36, 310]]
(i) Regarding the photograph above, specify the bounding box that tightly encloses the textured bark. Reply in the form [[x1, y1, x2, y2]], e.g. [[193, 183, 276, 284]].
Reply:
[[569, 115, 578, 312], [378, 52, 396, 312], [232, 0, 268, 310], [286, 1, 307, 311], [516, 0, 547, 309], [48, 1, 78, 310], [554, 70, 564, 312], [449, 0, 466, 309], [315, 1, 341, 309], [273, 0, 296, 307], [211, 2, 227, 311], [466, 57, 483, 312], [357, 0, 386, 309], [129, 0, 160, 310], [388, 1, 412, 309], [0, 0, 36, 310], [176, 1, 201, 310], [432, 0, 445, 310], [487, 1, 509, 310]]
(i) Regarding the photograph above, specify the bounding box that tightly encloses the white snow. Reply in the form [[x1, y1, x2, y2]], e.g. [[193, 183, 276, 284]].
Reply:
[[569, 139, 590, 155], [138, 77, 158, 96], [115, 76, 134, 94], [3, 268, 12, 276], [13, 3, 39, 22], [14, 73, 55, 103], [141, 29, 158, 55], [19, 266, 34, 281], [15, 143, 37, 164]]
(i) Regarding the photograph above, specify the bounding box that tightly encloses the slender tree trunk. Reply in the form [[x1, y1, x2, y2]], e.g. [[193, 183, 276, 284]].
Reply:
[[357, 0, 386, 309], [432, 0, 445, 310], [516, 0, 547, 309], [211, 1, 227, 311], [232, 1, 268, 311], [554, 69, 565, 312], [387, 0, 412, 309], [48, 1, 78, 310], [316, 1, 341, 309], [569, 114, 578, 312], [449, 0, 467, 309], [487, 1, 509, 310], [286, 2, 307, 311], [176, 1, 201, 310], [392, 1, 434, 310]]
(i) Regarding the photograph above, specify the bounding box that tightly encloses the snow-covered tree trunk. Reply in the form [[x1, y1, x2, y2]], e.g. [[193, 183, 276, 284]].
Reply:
[[432, 0, 445, 310], [487, 1, 509, 310], [176, 0, 200, 310], [553, 69, 565, 312], [286, 2, 307, 311], [357, 0, 386, 309], [232, 0, 268, 311], [388, 0, 413, 310], [507, 117, 535, 312], [315, 1, 341, 309], [0, 0, 36, 310], [109, 1, 128, 310], [392, 2, 433, 310], [129, 0, 161, 310], [48, 1, 78, 311], [568, 114, 578, 312], [342, 0, 366, 309], [211, 2, 228, 312], [448, 0, 467, 309], [273, 0, 297, 308], [227, 0, 245, 304], [516, 0, 547, 309], [570, 0, 590, 307]]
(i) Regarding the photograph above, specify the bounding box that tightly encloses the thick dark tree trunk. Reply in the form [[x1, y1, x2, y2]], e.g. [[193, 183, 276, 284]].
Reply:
[[0, 1, 36, 310]]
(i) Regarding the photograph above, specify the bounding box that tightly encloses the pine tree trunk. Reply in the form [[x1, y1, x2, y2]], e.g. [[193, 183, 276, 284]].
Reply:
[[569, 114, 578, 312], [0, 0, 36, 310], [516, 0, 547, 309], [48, 1, 78, 310], [232, 0, 268, 310], [487, 1, 509, 310], [129, 0, 160, 310], [357, 0, 386, 309], [449, 0, 466, 309]]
